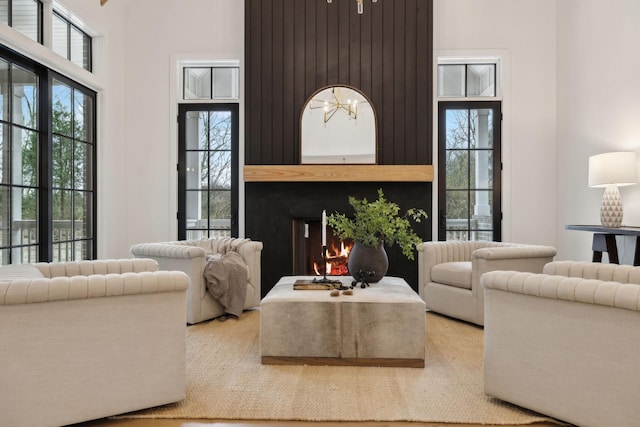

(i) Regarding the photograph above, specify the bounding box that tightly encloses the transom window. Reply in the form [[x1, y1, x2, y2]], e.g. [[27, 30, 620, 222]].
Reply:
[[438, 63, 496, 98], [0, 0, 93, 72], [52, 11, 91, 71], [183, 66, 239, 100], [0, 0, 42, 43]]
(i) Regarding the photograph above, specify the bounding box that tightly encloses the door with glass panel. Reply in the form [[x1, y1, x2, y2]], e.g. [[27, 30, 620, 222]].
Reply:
[[177, 104, 238, 240], [438, 101, 501, 241]]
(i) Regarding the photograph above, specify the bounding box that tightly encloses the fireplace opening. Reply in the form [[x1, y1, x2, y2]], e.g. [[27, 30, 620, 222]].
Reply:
[[292, 218, 353, 276]]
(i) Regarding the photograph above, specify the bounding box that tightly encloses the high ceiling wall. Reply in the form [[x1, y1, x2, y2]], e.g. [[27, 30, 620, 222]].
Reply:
[[245, 0, 433, 166]]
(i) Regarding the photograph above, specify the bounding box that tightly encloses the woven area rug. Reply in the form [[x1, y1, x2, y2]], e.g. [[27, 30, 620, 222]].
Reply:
[[118, 309, 556, 424]]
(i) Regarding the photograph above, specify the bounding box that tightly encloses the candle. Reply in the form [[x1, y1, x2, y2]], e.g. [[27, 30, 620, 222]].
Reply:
[[321, 210, 327, 247]]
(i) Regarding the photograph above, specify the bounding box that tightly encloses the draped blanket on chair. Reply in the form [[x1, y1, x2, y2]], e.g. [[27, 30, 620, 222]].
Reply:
[[203, 251, 248, 318]]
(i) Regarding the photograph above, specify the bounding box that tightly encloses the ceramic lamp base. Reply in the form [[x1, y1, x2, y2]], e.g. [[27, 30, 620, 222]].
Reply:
[[600, 185, 623, 228]]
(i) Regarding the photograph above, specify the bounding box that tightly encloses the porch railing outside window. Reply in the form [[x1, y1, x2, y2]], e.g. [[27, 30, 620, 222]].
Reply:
[[0, 47, 96, 265]]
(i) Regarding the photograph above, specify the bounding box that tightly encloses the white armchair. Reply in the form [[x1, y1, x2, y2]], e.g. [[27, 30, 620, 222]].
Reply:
[[482, 261, 640, 427], [131, 237, 262, 324], [417, 241, 556, 325], [0, 259, 189, 427]]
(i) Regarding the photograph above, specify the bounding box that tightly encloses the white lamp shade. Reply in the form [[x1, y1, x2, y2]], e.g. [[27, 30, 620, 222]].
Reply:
[[588, 151, 638, 188]]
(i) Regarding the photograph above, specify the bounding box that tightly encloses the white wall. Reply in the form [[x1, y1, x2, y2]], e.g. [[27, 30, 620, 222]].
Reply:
[[556, 0, 640, 263], [15, 1, 639, 262], [0, 0, 129, 259], [116, 0, 244, 257], [434, 0, 558, 246]]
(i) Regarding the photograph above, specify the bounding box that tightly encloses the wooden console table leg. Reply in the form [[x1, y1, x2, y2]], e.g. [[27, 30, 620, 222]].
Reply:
[[605, 234, 619, 264], [592, 234, 605, 263], [592, 233, 619, 264]]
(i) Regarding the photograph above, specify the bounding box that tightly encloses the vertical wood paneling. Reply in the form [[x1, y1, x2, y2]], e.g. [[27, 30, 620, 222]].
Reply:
[[293, 1, 306, 164], [327, 2, 339, 84], [337, 0, 350, 83], [381, 0, 394, 163], [416, 0, 432, 164], [260, 2, 274, 163], [245, 0, 432, 166], [282, 0, 295, 163], [316, 0, 328, 88], [247, 0, 262, 164], [393, 0, 406, 163], [404, 0, 417, 161], [272, 0, 284, 163]]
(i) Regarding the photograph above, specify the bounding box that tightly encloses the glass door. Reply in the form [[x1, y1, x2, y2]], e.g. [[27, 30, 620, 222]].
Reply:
[[438, 101, 501, 241], [177, 103, 238, 240]]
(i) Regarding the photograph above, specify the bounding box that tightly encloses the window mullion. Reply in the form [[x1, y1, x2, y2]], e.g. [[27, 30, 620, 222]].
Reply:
[[39, 70, 52, 261]]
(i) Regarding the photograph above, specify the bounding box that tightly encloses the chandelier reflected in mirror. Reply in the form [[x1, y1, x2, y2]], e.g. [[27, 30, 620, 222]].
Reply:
[[327, 0, 379, 15], [308, 86, 368, 124]]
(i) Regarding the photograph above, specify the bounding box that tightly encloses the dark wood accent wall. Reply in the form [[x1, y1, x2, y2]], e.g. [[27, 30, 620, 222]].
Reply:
[[245, 0, 433, 165]]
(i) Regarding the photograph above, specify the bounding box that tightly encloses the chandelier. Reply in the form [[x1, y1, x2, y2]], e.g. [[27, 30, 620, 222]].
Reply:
[[327, 0, 379, 15], [309, 87, 365, 124]]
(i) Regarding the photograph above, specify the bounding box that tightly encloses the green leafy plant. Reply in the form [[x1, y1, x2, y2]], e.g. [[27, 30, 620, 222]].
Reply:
[[327, 189, 428, 260]]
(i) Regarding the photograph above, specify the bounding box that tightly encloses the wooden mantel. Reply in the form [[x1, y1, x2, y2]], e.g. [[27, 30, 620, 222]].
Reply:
[[243, 165, 434, 182]]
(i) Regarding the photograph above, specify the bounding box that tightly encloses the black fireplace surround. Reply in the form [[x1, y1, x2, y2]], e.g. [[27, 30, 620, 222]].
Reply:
[[246, 182, 432, 298]]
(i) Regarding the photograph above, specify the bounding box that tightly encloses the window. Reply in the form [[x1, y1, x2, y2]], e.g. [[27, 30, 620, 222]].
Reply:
[[438, 102, 501, 242], [0, 0, 42, 43], [0, 1, 93, 72], [178, 104, 238, 240], [183, 66, 239, 100], [177, 62, 240, 240], [438, 63, 496, 98], [0, 46, 96, 264], [52, 11, 91, 71]]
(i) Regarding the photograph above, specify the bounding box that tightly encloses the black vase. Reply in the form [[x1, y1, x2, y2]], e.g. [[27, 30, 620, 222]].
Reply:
[[347, 241, 389, 283]]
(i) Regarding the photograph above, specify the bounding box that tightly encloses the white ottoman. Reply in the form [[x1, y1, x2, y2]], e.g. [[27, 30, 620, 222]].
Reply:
[[260, 276, 426, 367]]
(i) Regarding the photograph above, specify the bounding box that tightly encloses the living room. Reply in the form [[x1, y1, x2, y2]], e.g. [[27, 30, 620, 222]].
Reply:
[[1, 0, 639, 426], [0, 0, 633, 266], [0, 0, 633, 267]]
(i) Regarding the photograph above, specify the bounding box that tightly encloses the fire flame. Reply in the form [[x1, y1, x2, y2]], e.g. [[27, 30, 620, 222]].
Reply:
[[313, 240, 352, 276]]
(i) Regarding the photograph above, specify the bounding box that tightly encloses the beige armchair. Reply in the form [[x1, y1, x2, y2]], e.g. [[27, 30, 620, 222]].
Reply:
[[0, 259, 189, 427], [131, 237, 262, 324], [416, 241, 556, 325], [482, 261, 640, 427]]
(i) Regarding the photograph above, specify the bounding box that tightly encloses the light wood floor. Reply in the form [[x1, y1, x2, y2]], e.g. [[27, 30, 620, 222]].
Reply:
[[71, 419, 564, 427]]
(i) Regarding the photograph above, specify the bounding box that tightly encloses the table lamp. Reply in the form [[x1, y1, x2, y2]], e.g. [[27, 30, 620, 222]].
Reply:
[[588, 151, 637, 228]]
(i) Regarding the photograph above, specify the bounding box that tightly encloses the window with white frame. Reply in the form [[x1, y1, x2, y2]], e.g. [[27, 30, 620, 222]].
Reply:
[[0, 0, 42, 43], [438, 63, 496, 98], [52, 10, 91, 71], [0, 0, 93, 72], [183, 66, 239, 100]]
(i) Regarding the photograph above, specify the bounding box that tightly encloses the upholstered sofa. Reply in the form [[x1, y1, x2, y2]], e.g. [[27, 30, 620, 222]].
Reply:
[[417, 241, 557, 325], [482, 261, 640, 427], [130, 237, 262, 324], [0, 259, 189, 427]]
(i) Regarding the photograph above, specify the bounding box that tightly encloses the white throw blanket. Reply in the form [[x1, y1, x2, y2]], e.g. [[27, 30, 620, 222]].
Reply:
[[203, 251, 248, 318]]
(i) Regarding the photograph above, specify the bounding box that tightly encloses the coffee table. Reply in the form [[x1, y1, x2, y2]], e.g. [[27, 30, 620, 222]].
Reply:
[[260, 276, 426, 367]]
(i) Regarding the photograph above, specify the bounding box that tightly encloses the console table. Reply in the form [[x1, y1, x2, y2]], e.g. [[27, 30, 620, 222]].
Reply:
[[566, 225, 640, 266]]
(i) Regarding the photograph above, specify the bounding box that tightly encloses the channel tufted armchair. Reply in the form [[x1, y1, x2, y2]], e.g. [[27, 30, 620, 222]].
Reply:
[[416, 241, 557, 325], [0, 258, 189, 427], [482, 261, 640, 427], [131, 237, 262, 324]]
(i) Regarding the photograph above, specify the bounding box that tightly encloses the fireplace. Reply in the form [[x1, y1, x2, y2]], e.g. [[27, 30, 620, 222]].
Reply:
[[292, 218, 353, 276], [245, 181, 432, 298]]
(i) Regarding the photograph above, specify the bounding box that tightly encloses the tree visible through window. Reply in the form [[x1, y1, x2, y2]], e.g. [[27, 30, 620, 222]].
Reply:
[[438, 102, 501, 241], [0, 47, 96, 264], [178, 104, 238, 240]]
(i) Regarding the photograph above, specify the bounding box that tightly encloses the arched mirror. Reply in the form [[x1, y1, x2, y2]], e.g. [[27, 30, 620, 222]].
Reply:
[[300, 85, 377, 164]]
